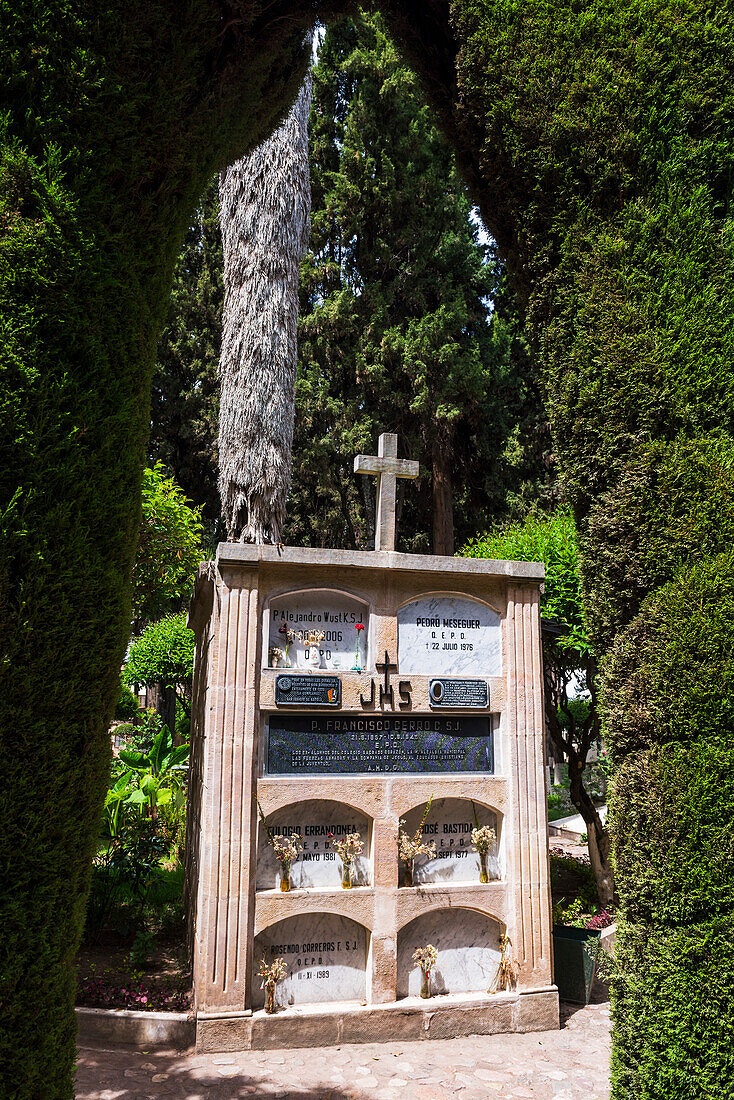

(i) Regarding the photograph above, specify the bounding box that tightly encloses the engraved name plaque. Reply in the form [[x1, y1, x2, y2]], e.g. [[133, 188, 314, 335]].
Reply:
[[275, 675, 341, 707], [429, 679, 489, 708], [265, 714, 494, 775]]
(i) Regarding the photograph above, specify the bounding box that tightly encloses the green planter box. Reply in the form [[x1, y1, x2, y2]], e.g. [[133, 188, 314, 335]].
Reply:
[[552, 925, 601, 1004]]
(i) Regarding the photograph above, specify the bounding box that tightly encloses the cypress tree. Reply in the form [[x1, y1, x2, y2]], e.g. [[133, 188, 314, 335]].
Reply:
[[287, 15, 535, 555]]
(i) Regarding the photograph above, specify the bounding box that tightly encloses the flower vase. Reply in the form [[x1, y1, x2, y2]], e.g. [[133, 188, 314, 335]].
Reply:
[[420, 968, 431, 999], [307, 648, 321, 668], [479, 851, 489, 884], [341, 861, 353, 889], [280, 867, 291, 892], [265, 985, 276, 1014], [403, 861, 414, 888]]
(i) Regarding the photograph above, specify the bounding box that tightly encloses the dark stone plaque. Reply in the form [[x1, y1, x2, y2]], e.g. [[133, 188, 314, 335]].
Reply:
[[428, 678, 489, 708], [265, 714, 494, 775], [275, 675, 341, 707]]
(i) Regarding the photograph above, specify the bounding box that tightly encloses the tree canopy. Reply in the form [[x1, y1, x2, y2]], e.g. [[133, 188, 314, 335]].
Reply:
[[286, 14, 547, 555], [464, 513, 612, 904], [132, 464, 204, 628], [150, 19, 555, 555], [123, 613, 195, 694]]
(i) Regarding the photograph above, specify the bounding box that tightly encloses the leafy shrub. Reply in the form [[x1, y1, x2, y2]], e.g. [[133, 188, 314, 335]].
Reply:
[[115, 685, 140, 722]]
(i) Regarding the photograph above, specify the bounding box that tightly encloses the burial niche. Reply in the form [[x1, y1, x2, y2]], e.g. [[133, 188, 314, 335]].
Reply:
[[400, 797, 500, 886], [253, 914, 368, 1008], [397, 908, 502, 998], [266, 588, 369, 671], [256, 799, 372, 890], [398, 593, 501, 676]]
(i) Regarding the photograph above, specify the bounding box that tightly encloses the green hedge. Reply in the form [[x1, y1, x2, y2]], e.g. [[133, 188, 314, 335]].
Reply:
[[612, 918, 734, 1100], [449, 2, 734, 1096]]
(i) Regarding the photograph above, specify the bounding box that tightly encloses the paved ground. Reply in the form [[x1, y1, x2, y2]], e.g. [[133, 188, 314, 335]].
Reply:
[[76, 993, 611, 1100]]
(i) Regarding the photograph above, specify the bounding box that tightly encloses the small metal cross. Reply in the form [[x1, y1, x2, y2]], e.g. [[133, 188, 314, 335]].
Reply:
[[354, 433, 419, 551]]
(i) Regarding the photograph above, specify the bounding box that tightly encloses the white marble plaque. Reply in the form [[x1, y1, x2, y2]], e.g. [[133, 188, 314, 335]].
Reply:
[[267, 589, 369, 671], [256, 800, 371, 889], [401, 797, 500, 885], [253, 914, 367, 1007], [397, 909, 501, 997], [398, 595, 501, 676]]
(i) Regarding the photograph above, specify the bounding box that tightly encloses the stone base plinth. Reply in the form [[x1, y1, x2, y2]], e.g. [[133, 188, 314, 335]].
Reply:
[[195, 987, 559, 1052], [76, 1006, 195, 1049]]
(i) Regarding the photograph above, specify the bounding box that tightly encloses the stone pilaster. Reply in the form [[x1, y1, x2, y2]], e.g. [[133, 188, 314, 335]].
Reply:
[[504, 584, 553, 988], [192, 569, 260, 1014]]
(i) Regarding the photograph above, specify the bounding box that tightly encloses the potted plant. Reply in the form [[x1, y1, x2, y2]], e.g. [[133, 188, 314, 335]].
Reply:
[[277, 621, 295, 666]]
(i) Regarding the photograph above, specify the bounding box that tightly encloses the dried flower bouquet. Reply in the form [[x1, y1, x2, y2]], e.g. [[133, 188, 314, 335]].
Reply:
[[328, 830, 363, 888], [398, 794, 435, 886], [412, 943, 438, 998]]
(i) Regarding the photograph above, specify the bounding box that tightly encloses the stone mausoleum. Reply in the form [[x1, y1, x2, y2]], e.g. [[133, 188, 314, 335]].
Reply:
[[185, 434, 557, 1051]]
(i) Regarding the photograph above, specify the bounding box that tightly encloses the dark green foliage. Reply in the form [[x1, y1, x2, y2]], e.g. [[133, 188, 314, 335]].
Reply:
[[132, 464, 204, 629], [86, 819, 168, 944], [286, 14, 537, 554], [115, 686, 140, 722], [123, 613, 195, 693], [150, 179, 222, 530], [604, 556, 734, 927], [582, 435, 734, 654], [611, 918, 734, 1100], [448, 1, 734, 1092]]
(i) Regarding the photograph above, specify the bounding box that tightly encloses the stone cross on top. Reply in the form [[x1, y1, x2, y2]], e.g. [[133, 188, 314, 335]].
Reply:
[[354, 433, 419, 551]]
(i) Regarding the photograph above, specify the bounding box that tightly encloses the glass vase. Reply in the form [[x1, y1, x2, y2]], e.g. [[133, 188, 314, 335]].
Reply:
[[420, 968, 431, 999], [341, 861, 353, 889], [479, 851, 489, 884], [265, 985, 276, 1014], [280, 866, 291, 892]]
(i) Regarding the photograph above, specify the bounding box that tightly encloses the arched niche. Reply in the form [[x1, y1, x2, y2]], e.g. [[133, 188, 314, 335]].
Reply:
[[397, 592, 501, 676], [264, 587, 370, 671], [256, 799, 372, 890], [397, 908, 502, 998], [399, 797, 501, 886], [253, 913, 368, 1008]]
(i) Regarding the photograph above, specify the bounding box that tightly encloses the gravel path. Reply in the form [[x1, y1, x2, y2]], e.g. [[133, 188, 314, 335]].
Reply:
[[76, 995, 611, 1100]]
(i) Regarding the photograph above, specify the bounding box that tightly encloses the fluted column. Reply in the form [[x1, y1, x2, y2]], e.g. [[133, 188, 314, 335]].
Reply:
[[193, 567, 260, 1013], [504, 583, 553, 987]]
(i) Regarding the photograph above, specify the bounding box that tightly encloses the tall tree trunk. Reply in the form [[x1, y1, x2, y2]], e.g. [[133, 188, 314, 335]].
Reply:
[[432, 438, 454, 555], [566, 754, 615, 908], [158, 683, 177, 743], [218, 70, 312, 544], [431, 435, 453, 554]]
